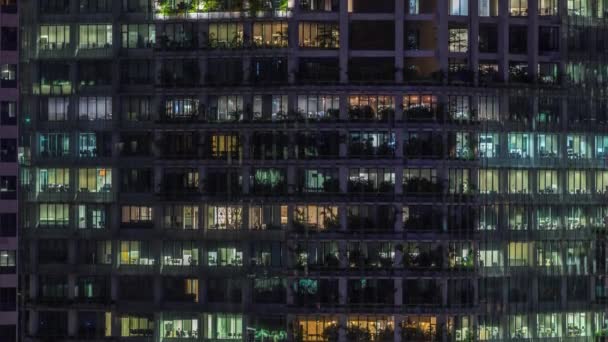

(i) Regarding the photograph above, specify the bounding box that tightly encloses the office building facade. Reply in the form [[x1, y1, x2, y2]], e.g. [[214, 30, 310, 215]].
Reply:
[[18, 0, 608, 340], [0, 0, 18, 341]]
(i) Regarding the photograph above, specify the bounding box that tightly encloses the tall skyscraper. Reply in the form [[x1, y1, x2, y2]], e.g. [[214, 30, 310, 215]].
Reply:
[[0, 0, 18, 340], [18, 0, 608, 341]]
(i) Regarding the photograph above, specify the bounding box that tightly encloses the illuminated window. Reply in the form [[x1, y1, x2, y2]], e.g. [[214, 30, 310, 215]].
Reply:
[[508, 133, 531, 158], [295, 316, 338, 341], [509, 315, 530, 338], [121, 206, 153, 225], [536, 242, 563, 266], [449, 0, 468, 15], [79, 24, 112, 49], [207, 246, 243, 266], [162, 241, 199, 266], [448, 28, 468, 52], [537, 313, 562, 337], [208, 96, 242, 122], [253, 22, 288, 48], [78, 97, 112, 120], [204, 314, 243, 340], [537, 169, 559, 194], [78, 168, 112, 192], [207, 23, 243, 48], [538, 134, 559, 158], [508, 169, 529, 193], [293, 205, 339, 231], [249, 205, 288, 230], [206, 205, 242, 230], [299, 22, 339, 48], [120, 315, 154, 337], [478, 169, 499, 194], [38, 203, 70, 228], [508, 242, 530, 266], [163, 205, 199, 230], [538, 206, 560, 230], [568, 170, 590, 194], [296, 94, 340, 120], [509, 0, 528, 15], [567, 135, 591, 159], [39, 25, 70, 50], [161, 317, 198, 338], [119, 241, 155, 265], [37, 168, 69, 193]]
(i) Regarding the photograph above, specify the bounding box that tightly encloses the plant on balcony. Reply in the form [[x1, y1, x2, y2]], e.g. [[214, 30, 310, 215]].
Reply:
[[324, 253, 340, 268], [348, 179, 375, 192], [595, 328, 608, 337], [157, 0, 177, 15], [321, 324, 340, 342], [378, 181, 395, 193], [348, 249, 365, 267], [201, 0, 220, 11], [346, 326, 372, 341], [377, 327, 394, 341], [322, 211, 340, 231], [378, 107, 394, 121]]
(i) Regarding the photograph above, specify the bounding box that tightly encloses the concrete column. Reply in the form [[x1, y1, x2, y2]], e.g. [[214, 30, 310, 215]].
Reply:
[[339, 0, 349, 83], [288, 1, 299, 84], [154, 275, 162, 305], [528, 0, 539, 81], [287, 165, 296, 194], [437, 0, 448, 78], [29, 274, 37, 300], [394, 278, 403, 306], [339, 166, 348, 192], [242, 166, 251, 194], [339, 93, 349, 121], [498, 0, 510, 82], [338, 314, 347, 342], [68, 309, 77, 336], [470, 0, 480, 86], [394, 0, 404, 83], [339, 278, 347, 305], [339, 129, 348, 158], [394, 315, 403, 342], [110, 274, 118, 301], [28, 309, 38, 336], [67, 274, 76, 299]]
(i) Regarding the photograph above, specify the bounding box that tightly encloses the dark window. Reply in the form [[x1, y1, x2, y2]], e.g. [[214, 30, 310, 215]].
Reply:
[[122, 0, 151, 12], [0, 287, 15, 311], [509, 26, 528, 54], [0, 101, 16, 125], [38, 239, 68, 264], [121, 60, 154, 85], [0, 0, 17, 13], [78, 61, 112, 87], [119, 276, 154, 301], [349, 0, 394, 12], [0, 139, 16, 162], [120, 168, 153, 192], [0, 213, 16, 237], [0, 325, 16, 341], [479, 24, 498, 53], [40, 0, 70, 13], [80, 0, 111, 12], [1, 27, 17, 51], [350, 21, 395, 50], [250, 58, 288, 84], [38, 311, 68, 337], [539, 26, 559, 53], [0, 176, 16, 199]]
